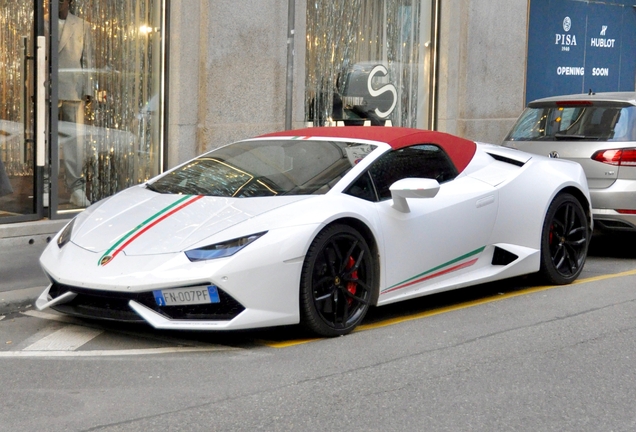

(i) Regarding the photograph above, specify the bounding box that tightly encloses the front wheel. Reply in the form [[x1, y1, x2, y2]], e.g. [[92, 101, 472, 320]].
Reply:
[[539, 193, 589, 284], [300, 224, 375, 337]]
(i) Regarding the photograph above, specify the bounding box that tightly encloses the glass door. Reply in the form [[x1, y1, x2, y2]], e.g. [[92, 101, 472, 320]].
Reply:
[[0, 0, 164, 222], [0, 1, 46, 223], [48, 0, 165, 217]]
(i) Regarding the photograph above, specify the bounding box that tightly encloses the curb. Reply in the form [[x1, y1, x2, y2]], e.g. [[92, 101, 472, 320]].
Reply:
[[0, 219, 67, 239], [0, 233, 53, 249], [0, 287, 45, 316]]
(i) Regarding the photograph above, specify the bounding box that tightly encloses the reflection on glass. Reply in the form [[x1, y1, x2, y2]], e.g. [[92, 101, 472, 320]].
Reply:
[[56, 0, 163, 210], [148, 140, 377, 197], [0, 1, 35, 219], [305, 0, 432, 128], [57, 0, 93, 207], [506, 106, 636, 142]]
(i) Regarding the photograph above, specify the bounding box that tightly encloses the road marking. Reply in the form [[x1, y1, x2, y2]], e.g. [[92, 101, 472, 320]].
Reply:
[[14, 269, 636, 352], [261, 268, 636, 348], [0, 347, 231, 357], [261, 338, 321, 348], [23, 325, 103, 351], [570, 268, 636, 284], [21, 310, 235, 346], [4, 310, 239, 357], [22, 309, 85, 324]]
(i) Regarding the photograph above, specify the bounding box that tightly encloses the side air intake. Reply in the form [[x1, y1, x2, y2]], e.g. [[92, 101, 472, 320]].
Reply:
[[486, 152, 526, 167], [492, 246, 519, 266]]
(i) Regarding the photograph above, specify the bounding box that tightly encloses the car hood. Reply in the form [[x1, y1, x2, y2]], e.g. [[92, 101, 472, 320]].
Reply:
[[71, 186, 310, 255]]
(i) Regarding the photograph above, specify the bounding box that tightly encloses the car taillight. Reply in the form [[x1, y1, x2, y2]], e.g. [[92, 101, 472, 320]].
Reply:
[[591, 148, 636, 166], [616, 209, 636, 214]]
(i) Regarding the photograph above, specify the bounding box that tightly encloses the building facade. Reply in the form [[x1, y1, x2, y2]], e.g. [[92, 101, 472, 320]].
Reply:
[[0, 0, 634, 227], [166, 0, 531, 165]]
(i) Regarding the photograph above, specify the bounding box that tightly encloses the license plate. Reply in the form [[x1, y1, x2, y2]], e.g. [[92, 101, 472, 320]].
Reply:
[[153, 285, 220, 306]]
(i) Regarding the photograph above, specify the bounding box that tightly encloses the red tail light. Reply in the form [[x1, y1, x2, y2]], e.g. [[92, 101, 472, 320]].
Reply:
[[591, 148, 636, 166]]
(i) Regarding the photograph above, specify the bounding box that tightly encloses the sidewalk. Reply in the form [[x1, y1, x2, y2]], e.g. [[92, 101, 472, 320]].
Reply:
[[0, 219, 67, 315]]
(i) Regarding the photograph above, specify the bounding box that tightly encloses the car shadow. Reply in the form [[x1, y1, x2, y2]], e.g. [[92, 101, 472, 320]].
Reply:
[[65, 232, 633, 347], [588, 230, 636, 259]]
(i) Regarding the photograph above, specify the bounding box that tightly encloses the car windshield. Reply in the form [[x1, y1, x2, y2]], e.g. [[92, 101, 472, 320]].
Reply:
[[147, 139, 377, 197], [505, 105, 636, 142]]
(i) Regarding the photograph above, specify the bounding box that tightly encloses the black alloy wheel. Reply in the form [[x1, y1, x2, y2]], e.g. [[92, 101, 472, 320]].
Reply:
[[300, 224, 374, 337], [539, 193, 589, 284]]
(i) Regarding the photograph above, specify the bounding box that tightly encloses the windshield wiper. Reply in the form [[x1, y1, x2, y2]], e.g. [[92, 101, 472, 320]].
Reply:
[[145, 183, 159, 192], [553, 133, 597, 140], [511, 135, 558, 141]]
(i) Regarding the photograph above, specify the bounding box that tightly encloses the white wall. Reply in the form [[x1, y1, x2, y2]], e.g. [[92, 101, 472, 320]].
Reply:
[[437, 0, 529, 145], [167, 0, 291, 168]]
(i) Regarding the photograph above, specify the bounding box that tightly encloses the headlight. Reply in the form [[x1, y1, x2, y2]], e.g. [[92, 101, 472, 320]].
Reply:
[[57, 219, 76, 249], [184, 231, 267, 262]]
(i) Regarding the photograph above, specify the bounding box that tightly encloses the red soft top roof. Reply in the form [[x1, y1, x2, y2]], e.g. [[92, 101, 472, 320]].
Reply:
[[259, 126, 477, 174]]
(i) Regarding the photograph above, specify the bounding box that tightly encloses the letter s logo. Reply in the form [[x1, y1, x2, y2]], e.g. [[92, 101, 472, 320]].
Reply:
[[367, 65, 397, 118]]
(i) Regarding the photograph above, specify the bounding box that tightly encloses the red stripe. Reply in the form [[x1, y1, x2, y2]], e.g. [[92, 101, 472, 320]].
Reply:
[[104, 195, 204, 264], [382, 258, 478, 295]]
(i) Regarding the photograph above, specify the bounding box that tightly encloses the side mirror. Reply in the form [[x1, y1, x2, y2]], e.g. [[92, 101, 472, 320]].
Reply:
[[389, 178, 440, 213]]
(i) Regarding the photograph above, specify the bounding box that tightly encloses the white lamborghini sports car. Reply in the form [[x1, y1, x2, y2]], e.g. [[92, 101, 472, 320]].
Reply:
[[37, 127, 592, 336]]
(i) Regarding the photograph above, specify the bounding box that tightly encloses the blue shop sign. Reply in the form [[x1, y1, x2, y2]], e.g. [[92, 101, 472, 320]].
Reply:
[[526, 0, 636, 103]]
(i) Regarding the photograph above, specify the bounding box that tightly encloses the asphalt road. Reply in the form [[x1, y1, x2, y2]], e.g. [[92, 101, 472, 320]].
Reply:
[[0, 232, 635, 431]]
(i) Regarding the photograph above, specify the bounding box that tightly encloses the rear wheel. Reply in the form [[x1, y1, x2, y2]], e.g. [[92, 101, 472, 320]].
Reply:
[[300, 224, 374, 337], [539, 193, 589, 284]]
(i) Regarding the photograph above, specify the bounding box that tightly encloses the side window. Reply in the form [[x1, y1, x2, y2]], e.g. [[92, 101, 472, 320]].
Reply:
[[582, 107, 622, 138], [369, 145, 458, 200], [345, 171, 377, 201]]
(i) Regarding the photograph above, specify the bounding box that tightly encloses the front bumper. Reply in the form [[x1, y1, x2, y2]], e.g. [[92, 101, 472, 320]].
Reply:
[[38, 224, 320, 330], [36, 282, 245, 323]]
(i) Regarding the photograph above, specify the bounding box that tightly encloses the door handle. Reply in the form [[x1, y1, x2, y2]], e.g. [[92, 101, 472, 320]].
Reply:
[[36, 35, 46, 167], [476, 195, 495, 208]]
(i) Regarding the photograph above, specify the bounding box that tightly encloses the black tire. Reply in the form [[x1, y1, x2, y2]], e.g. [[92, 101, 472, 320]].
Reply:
[[539, 193, 589, 284], [300, 224, 375, 337]]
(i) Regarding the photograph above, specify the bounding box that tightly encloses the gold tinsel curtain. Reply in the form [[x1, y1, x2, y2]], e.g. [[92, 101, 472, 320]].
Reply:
[[305, 0, 425, 128], [0, 1, 35, 177], [70, 0, 163, 202], [0, 0, 164, 193]]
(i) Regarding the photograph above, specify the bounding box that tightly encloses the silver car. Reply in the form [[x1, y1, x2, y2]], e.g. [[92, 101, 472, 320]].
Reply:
[[503, 92, 636, 232]]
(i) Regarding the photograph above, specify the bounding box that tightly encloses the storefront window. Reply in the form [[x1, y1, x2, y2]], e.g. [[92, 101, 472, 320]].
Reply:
[[54, 0, 164, 211], [305, 0, 433, 128], [0, 2, 37, 220]]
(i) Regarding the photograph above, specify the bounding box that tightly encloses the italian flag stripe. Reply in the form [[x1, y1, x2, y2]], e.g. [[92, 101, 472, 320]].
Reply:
[[98, 195, 204, 266], [381, 246, 485, 294]]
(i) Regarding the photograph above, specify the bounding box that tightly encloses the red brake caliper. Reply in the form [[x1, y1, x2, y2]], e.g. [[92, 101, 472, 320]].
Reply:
[[346, 256, 357, 305], [549, 224, 555, 246]]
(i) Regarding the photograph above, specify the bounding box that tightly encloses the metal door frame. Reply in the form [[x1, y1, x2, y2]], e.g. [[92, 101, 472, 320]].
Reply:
[[47, 0, 66, 219], [46, 0, 169, 220], [0, 0, 46, 224]]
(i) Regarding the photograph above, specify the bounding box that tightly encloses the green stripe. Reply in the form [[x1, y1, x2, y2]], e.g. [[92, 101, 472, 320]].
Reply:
[[387, 246, 486, 290], [100, 195, 193, 259]]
